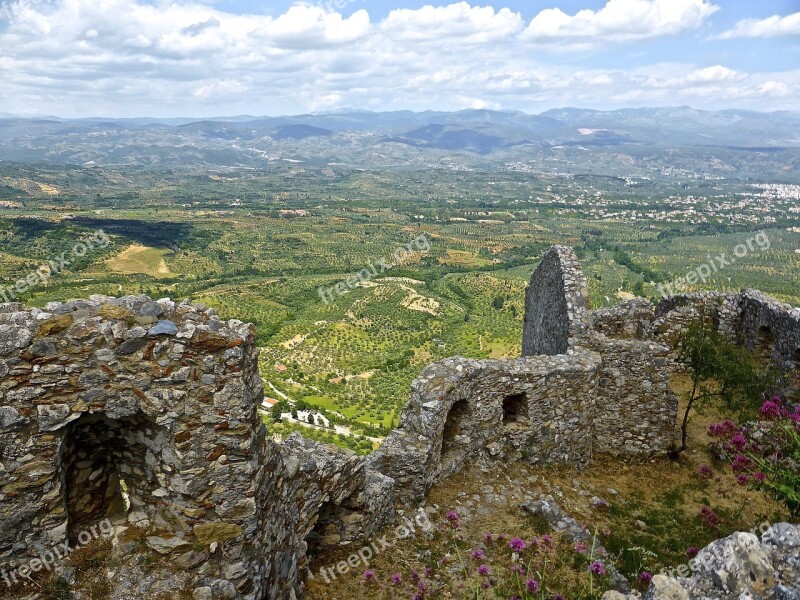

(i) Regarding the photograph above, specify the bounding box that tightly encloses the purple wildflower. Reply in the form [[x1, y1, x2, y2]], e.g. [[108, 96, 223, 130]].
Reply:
[[526, 578, 540, 593], [761, 399, 783, 419], [470, 548, 485, 560], [362, 569, 376, 582], [478, 564, 490, 576], [687, 546, 699, 557], [698, 464, 714, 479], [589, 561, 606, 576], [390, 573, 401, 585], [639, 571, 653, 584], [509, 537, 527, 552]]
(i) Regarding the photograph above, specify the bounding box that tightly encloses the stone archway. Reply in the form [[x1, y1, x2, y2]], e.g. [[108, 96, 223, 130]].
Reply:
[[61, 413, 165, 540], [440, 400, 469, 462], [755, 326, 775, 363]]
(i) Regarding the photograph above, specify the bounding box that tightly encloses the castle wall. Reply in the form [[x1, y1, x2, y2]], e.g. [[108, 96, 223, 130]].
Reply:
[[369, 352, 601, 502], [584, 335, 677, 454], [0, 295, 398, 600], [522, 246, 591, 356], [0, 295, 271, 596], [2, 247, 797, 599]]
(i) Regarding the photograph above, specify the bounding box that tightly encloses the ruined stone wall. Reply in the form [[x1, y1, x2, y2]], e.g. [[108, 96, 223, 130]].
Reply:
[[369, 352, 601, 502], [522, 246, 591, 356], [652, 291, 800, 395], [522, 248, 679, 457], [584, 335, 677, 454], [0, 295, 271, 597], [0, 295, 398, 600], [2, 248, 798, 600]]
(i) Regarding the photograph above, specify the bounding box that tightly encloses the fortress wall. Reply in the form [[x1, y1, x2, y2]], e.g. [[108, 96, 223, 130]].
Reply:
[[0, 295, 268, 595], [369, 351, 601, 502], [585, 335, 677, 455], [0, 295, 395, 599], [522, 246, 591, 356], [2, 247, 797, 599]]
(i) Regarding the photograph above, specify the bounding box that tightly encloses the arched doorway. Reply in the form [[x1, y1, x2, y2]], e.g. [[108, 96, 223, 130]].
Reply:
[[61, 413, 163, 541], [754, 326, 775, 363], [440, 400, 469, 462]]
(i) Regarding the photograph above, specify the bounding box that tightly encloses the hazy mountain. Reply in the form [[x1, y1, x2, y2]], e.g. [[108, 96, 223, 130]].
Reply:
[[0, 107, 798, 180]]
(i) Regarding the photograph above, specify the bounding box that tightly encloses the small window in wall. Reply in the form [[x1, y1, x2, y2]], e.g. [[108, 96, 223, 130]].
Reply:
[[441, 400, 468, 459], [502, 393, 529, 426], [755, 326, 774, 363]]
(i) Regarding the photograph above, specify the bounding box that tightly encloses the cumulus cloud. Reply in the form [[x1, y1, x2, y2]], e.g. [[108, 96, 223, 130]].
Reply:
[[380, 2, 523, 43], [0, 0, 796, 116], [717, 12, 800, 39], [521, 0, 719, 43]]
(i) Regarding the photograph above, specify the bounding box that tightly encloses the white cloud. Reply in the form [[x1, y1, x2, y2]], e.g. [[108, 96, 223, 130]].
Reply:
[[684, 65, 747, 84], [522, 0, 719, 43], [0, 0, 795, 116], [380, 2, 523, 43], [717, 12, 800, 39]]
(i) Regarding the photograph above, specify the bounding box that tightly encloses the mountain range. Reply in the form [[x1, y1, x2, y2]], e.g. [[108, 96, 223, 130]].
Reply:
[[1, 107, 798, 180]]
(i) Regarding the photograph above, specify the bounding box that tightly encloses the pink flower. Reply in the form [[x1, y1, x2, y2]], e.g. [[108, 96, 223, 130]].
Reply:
[[589, 561, 606, 576], [639, 571, 653, 584], [541, 534, 553, 545], [753, 471, 767, 482], [509, 537, 527, 552], [445, 510, 459, 522], [390, 573, 402, 585], [362, 569, 376, 582], [477, 564, 490, 576], [687, 546, 699, 557], [698, 464, 714, 479], [526, 578, 540, 593], [699, 505, 722, 528], [470, 548, 485, 560], [736, 473, 750, 485], [760, 399, 783, 419]]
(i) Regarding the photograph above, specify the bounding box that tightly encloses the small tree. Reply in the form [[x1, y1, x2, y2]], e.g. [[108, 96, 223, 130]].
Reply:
[[675, 320, 772, 455]]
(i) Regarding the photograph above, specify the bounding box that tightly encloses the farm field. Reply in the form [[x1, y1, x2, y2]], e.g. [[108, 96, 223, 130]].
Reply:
[[1, 164, 798, 443]]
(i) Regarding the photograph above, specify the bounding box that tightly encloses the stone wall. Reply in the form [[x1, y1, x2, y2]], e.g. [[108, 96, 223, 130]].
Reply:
[[652, 290, 800, 395], [2, 246, 798, 599], [368, 352, 601, 502], [0, 295, 392, 600], [522, 248, 680, 457], [0, 295, 269, 596], [522, 246, 591, 356]]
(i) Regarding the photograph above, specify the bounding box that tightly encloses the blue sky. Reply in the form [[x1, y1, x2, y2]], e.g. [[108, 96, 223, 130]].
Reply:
[[0, 0, 798, 117]]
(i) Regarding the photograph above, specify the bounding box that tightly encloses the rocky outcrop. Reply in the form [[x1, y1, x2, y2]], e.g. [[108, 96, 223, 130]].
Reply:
[[603, 523, 800, 600]]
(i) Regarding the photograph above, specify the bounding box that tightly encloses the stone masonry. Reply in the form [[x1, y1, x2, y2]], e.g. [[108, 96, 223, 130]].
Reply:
[[1, 247, 798, 598]]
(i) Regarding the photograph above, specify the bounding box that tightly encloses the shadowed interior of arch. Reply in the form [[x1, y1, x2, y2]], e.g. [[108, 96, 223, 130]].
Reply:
[[61, 413, 160, 542], [440, 399, 469, 460]]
